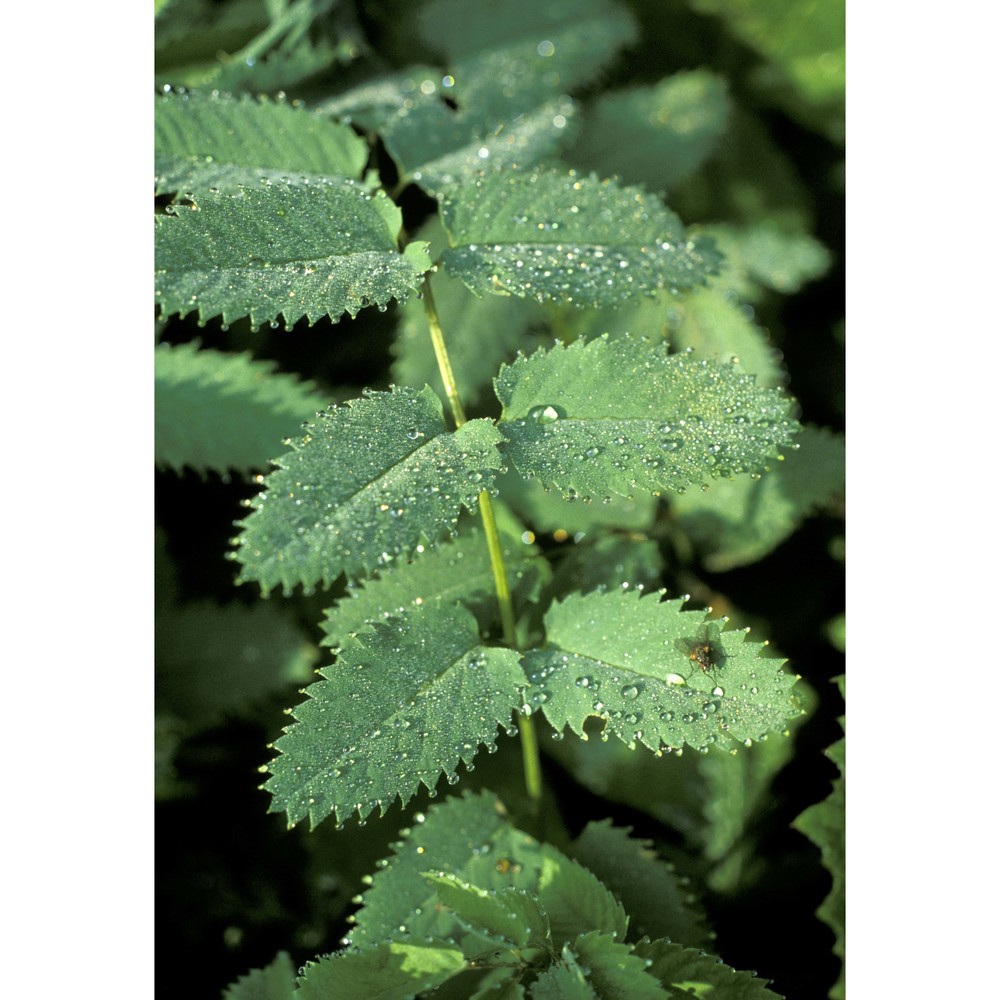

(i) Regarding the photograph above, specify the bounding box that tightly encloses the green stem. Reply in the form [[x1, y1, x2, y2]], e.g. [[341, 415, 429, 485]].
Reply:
[[421, 274, 543, 807]]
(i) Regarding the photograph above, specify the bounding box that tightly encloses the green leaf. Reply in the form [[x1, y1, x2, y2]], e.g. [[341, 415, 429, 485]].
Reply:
[[704, 222, 832, 301], [319, 509, 549, 650], [548, 537, 664, 600], [222, 950, 296, 1000], [565, 933, 671, 999], [568, 71, 731, 192], [522, 590, 800, 753], [664, 288, 787, 389], [393, 229, 550, 406], [440, 169, 719, 307], [154, 341, 329, 475], [264, 605, 525, 827], [498, 471, 658, 537], [156, 600, 317, 726], [423, 873, 550, 950], [530, 950, 598, 1000], [155, 177, 430, 328], [235, 385, 502, 593], [572, 821, 711, 947], [494, 334, 799, 500], [296, 939, 466, 1000], [155, 91, 368, 194], [348, 791, 555, 949], [416, 0, 637, 100], [793, 676, 845, 999], [536, 851, 628, 945], [634, 937, 783, 999], [670, 425, 845, 571]]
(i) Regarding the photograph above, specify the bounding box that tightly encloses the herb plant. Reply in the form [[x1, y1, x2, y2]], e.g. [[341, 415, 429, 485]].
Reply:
[[155, 1, 845, 998]]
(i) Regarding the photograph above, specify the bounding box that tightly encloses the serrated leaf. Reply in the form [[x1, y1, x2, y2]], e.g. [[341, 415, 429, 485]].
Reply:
[[393, 225, 550, 405], [348, 791, 554, 949], [155, 177, 430, 328], [155, 91, 368, 194], [222, 950, 295, 1000], [440, 169, 719, 307], [320, 509, 548, 650], [530, 950, 598, 1000], [494, 335, 799, 500], [423, 873, 549, 950], [154, 341, 329, 475], [296, 939, 466, 1000], [235, 385, 502, 593], [664, 287, 787, 388], [156, 600, 316, 726], [670, 425, 845, 571], [634, 938, 782, 999], [522, 590, 799, 753], [536, 851, 628, 945], [572, 821, 711, 947], [793, 676, 844, 999], [568, 71, 731, 192], [264, 605, 524, 827], [565, 933, 670, 1000]]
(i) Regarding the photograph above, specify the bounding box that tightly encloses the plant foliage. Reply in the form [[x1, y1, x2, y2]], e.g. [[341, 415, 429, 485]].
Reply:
[[154, 0, 844, 996]]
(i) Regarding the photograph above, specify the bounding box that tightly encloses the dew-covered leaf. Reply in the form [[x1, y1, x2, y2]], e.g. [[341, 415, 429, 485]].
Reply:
[[296, 938, 466, 1000], [423, 873, 550, 950], [560, 933, 671, 1000], [393, 230, 550, 405], [235, 385, 502, 593], [529, 953, 598, 1000], [572, 821, 711, 947], [222, 950, 296, 1000], [497, 472, 658, 537], [320, 507, 549, 650], [156, 600, 317, 726], [670, 424, 845, 571], [155, 90, 368, 194], [634, 937, 783, 999], [568, 71, 731, 192], [265, 605, 525, 828], [154, 341, 330, 475], [155, 177, 430, 328], [494, 334, 799, 500], [439, 169, 719, 308], [347, 791, 555, 948], [522, 590, 800, 753], [548, 536, 664, 601], [794, 676, 845, 999]]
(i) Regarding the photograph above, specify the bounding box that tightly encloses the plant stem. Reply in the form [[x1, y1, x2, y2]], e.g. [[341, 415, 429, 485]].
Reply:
[[421, 273, 543, 808]]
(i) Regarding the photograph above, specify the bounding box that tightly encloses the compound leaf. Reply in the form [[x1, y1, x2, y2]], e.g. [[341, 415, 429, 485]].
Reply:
[[222, 950, 295, 1000], [439, 169, 719, 307], [264, 605, 525, 828], [572, 821, 711, 947], [296, 939, 465, 1000], [319, 508, 548, 650], [154, 341, 329, 475], [494, 334, 799, 500], [568, 71, 731, 192], [155, 178, 430, 328], [154, 90, 368, 194], [235, 385, 502, 593], [522, 590, 800, 754], [670, 424, 845, 571], [634, 937, 782, 999]]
